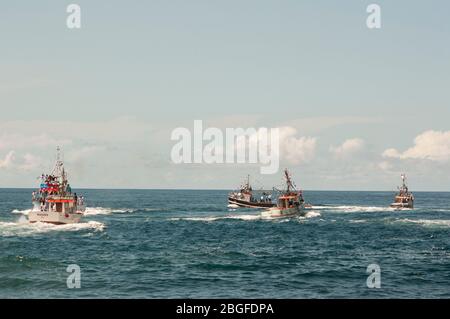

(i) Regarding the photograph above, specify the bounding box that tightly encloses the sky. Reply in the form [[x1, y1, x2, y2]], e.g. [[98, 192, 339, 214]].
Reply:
[[1, 0, 449, 191]]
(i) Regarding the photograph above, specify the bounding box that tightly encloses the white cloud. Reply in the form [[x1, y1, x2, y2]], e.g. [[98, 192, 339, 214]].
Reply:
[[330, 138, 365, 158], [0, 151, 45, 171], [382, 148, 401, 158], [383, 130, 450, 162], [0, 151, 16, 169], [0, 133, 72, 151], [278, 127, 317, 165], [230, 126, 316, 165]]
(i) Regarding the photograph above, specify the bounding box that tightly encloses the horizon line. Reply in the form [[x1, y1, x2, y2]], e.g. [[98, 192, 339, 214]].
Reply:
[[0, 187, 449, 193]]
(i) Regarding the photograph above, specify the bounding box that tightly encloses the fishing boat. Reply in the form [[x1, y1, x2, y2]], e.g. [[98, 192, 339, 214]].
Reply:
[[228, 175, 275, 208], [261, 169, 305, 218], [28, 147, 86, 224], [390, 174, 414, 209]]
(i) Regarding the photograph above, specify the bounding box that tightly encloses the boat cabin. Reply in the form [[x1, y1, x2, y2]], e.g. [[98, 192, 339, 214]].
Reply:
[[46, 197, 76, 213], [277, 194, 299, 208]]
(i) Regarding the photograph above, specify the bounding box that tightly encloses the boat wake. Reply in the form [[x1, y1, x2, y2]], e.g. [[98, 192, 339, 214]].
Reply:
[[301, 211, 322, 218], [395, 218, 450, 228], [170, 211, 321, 222], [83, 207, 133, 216], [11, 209, 31, 215], [169, 214, 260, 222], [83, 206, 162, 216], [310, 205, 396, 213], [433, 208, 450, 213], [0, 218, 105, 237]]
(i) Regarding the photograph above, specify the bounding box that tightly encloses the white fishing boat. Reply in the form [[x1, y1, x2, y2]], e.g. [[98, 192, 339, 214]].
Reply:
[[390, 174, 414, 209], [261, 169, 305, 218], [28, 147, 85, 224], [228, 175, 275, 209]]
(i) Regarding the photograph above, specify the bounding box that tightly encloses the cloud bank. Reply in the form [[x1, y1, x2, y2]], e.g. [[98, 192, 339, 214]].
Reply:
[[383, 130, 450, 162], [330, 138, 365, 158]]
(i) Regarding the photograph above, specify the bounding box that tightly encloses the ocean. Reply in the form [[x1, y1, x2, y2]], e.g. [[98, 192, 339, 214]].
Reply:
[[0, 189, 449, 298]]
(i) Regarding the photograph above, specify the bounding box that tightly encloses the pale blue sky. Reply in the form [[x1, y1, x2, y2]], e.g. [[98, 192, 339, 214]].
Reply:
[[1, 1, 449, 190]]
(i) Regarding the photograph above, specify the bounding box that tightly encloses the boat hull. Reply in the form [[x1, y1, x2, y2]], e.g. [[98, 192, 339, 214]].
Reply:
[[390, 202, 414, 209], [390, 195, 414, 209], [28, 210, 83, 224], [228, 197, 275, 209]]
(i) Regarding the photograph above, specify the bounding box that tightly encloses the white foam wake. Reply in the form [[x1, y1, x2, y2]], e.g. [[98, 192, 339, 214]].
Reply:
[[397, 219, 450, 227], [311, 205, 396, 213], [433, 208, 450, 213], [170, 211, 321, 222], [11, 209, 31, 215], [169, 214, 261, 222], [303, 211, 321, 218], [0, 219, 105, 237], [83, 207, 131, 216]]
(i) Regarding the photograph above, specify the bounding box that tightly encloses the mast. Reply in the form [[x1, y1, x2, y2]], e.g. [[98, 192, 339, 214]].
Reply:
[[401, 174, 408, 194], [284, 169, 296, 192], [397, 174, 409, 195], [51, 146, 68, 186]]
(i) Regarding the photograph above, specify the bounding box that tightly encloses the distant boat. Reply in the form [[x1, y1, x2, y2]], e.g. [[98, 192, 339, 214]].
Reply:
[[261, 169, 305, 218], [28, 147, 86, 224], [390, 174, 414, 209], [228, 175, 275, 208]]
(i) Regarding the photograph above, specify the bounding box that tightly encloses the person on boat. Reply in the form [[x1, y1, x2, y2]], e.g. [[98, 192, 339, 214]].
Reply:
[[40, 197, 45, 211], [74, 193, 78, 205]]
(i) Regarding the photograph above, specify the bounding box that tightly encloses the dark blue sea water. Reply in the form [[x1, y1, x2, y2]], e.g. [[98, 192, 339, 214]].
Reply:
[[1, 189, 449, 298]]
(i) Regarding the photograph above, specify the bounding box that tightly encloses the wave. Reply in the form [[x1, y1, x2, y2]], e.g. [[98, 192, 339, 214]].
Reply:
[[169, 211, 321, 222], [396, 219, 450, 227], [310, 205, 396, 213], [0, 219, 105, 237], [11, 209, 31, 215], [83, 207, 133, 216], [302, 211, 321, 218], [349, 219, 368, 224], [433, 208, 450, 213], [83, 207, 162, 216], [169, 214, 261, 222]]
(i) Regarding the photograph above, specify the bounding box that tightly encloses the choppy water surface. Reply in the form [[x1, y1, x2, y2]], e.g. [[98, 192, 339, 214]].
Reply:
[[1, 189, 449, 298]]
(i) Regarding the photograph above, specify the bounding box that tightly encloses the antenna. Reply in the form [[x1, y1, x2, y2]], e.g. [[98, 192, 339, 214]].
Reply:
[[56, 146, 61, 162], [401, 174, 407, 187]]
